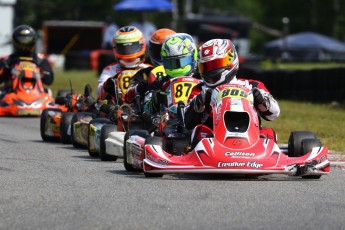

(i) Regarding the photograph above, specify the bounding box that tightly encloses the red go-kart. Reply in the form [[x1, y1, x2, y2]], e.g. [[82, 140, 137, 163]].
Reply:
[[128, 84, 330, 178]]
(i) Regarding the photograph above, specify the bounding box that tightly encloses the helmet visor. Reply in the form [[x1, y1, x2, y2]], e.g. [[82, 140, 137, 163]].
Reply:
[[149, 42, 162, 63], [202, 70, 222, 84], [162, 55, 193, 69], [115, 41, 142, 55], [198, 56, 231, 76]]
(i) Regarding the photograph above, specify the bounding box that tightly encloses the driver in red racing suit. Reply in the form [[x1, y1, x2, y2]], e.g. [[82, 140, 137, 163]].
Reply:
[[184, 39, 280, 148]]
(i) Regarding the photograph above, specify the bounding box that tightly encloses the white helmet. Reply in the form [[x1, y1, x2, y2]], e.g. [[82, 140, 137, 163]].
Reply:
[[198, 39, 239, 87]]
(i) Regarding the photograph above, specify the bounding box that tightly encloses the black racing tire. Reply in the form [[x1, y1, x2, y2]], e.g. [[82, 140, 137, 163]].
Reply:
[[99, 124, 118, 161], [40, 108, 62, 142], [55, 89, 73, 105], [123, 130, 150, 172], [60, 112, 74, 144], [288, 131, 317, 157], [57, 89, 73, 97], [144, 136, 164, 178], [71, 112, 95, 148], [88, 118, 112, 158], [302, 175, 322, 179], [55, 96, 66, 105], [301, 138, 322, 156], [301, 138, 323, 179]]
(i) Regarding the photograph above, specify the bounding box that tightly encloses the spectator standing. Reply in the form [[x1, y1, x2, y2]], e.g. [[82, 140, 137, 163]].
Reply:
[[102, 16, 119, 49], [129, 12, 157, 45]]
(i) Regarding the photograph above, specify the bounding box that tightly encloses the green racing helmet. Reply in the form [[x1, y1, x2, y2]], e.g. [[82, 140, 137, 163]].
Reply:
[[161, 33, 198, 78]]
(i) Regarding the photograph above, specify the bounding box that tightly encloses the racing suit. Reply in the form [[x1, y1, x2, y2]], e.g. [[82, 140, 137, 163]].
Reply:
[[0, 52, 54, 97], [125, 65, 169, 103], [96, 62, 152, 121], [184, 76, 280, 144], [96, 62, 151, 100]]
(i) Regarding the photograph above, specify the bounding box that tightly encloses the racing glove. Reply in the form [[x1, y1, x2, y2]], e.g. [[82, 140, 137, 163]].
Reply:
[[193, 89, 212, 113], [100, 104, 118, 122], [252, 87, 268, 111], [154, 91, 167, 105], [103, 77, 116, 95], [145, 91, 167, 115], [84, 84, 92, 97], [148, 79, 161, 91], [0, 59, 11, 82], [136, 80, 149, 96], [0, 60, 6, 78]]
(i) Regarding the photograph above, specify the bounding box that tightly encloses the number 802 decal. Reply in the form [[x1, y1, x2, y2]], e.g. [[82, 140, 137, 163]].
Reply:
[[216, 87, 249, 102]]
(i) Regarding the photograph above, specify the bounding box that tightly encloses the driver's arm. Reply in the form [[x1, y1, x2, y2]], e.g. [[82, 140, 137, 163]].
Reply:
[[39, 58, 54, 85]]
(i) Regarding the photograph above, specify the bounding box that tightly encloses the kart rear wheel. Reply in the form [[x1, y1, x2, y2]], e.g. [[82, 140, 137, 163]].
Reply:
[[123, 130, 150, 172], [71, 112, 95, 148], [55, 89, 72, 105], [88, 118, 112, 158], [288, 131, 317, 157], [40, 108, 62, 142], [99, 124, 118, 161], [144, 136, 164, 178], [57, 89, 73, 97], [60, 112, 74, 144]]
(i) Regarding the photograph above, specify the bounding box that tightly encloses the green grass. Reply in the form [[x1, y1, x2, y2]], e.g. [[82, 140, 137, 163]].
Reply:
[[261, 61, 345, 70], [262, 100, 345, 152], [51, 69, 345, 153], [50, 69, 99, 98]]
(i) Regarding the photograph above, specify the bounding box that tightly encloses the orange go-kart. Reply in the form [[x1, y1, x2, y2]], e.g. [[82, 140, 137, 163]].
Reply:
[[0, 57, 61, 116]]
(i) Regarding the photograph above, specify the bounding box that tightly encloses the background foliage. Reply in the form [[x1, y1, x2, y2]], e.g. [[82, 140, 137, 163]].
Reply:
[[14, 0, 345, 54]]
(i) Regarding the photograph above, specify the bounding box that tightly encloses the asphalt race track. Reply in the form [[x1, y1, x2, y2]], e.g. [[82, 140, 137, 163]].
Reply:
[[1, 117, 345, 230]]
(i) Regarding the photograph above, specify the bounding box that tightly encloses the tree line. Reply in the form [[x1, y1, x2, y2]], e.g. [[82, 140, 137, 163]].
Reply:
[[14, 0, 345, 53]]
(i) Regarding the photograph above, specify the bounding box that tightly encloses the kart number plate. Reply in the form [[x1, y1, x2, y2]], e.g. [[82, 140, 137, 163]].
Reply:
[[17, 109, 41, 116]]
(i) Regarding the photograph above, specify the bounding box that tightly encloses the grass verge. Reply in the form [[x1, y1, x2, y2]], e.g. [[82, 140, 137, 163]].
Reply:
[[261, 61, 345, 70], [50, 69, 99, 98], [262, 100, 345, 152]]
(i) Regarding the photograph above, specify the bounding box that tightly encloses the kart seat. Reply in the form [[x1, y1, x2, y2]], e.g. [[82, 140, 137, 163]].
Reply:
[[19, 70, 37, 90], [22, 78, 36, 90], [190, 124, 214, 149]]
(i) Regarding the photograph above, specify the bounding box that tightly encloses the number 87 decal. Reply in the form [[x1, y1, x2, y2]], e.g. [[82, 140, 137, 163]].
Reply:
[[173, 82, 197, 103]]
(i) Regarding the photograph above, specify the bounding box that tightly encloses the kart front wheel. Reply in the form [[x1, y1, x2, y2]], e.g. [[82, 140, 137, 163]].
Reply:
[[71, 112, 95, 148], [301, 138, 323, 180], [144, 136, 164, 178], [88, 118, 112, 158], [123, 130, 150, 172], [301, 138, 322, 156], [60, 112, 74, 144], [40, 108, 61, 142], [288, 131, 318, 157], [99, 124, 118, 161]]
